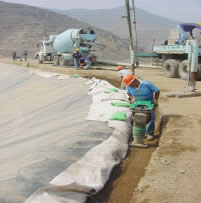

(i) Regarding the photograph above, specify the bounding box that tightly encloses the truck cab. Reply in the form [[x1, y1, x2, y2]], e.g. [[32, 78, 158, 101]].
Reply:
[[35, 41, 57, 64]]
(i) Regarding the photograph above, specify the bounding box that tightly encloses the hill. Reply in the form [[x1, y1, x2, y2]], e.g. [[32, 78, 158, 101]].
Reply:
[[52, 7, 182, 51], [0, 1, 129, 60]]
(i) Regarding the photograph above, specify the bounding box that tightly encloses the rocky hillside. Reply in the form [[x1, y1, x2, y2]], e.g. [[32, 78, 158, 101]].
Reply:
[[0, 1, 129, 60]]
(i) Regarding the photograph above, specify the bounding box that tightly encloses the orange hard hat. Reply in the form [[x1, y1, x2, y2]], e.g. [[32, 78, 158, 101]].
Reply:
[[117, 66, 123, 70], [122, 75, 136, 86]]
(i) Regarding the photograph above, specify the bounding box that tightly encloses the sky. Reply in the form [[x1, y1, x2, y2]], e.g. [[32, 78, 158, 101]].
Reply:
[[3, 0, 201, 22]]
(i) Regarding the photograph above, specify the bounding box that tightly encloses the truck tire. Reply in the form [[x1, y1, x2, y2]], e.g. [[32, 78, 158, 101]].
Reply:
[[196, 72, 201, 80], [178, 60, 188, 80], [196, 65, 201, 81], [36, 56, 43, 64], [91, 56, 97, 65], [163, 59, 179, 78], [59, 56, 66, 66], [53, 56, 59, 66]]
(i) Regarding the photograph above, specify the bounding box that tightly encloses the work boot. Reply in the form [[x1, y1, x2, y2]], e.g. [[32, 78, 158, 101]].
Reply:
[[185, 85, 196, 92], [146, 134, 154, 141]]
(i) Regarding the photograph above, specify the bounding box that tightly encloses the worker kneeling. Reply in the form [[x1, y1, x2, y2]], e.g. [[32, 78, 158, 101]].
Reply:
[[122, 75, 160, 147]]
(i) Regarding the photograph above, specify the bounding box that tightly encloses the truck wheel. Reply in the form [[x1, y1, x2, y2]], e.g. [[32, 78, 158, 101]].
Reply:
[[178, 60, 188, 80], [59, 56, 66, 66], [53, 56, 59, 66], [91, 56, 97, 65], [37, 56, 43, 64], [196, 65, 201, 81], [163, 59, 179, 78]]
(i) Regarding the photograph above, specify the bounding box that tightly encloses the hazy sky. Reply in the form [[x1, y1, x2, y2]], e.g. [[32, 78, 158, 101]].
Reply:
[[3, 0, 201, 22]]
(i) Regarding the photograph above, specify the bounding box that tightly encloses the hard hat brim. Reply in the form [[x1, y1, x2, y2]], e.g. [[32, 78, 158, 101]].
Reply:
[[124, 77, 136, 86]]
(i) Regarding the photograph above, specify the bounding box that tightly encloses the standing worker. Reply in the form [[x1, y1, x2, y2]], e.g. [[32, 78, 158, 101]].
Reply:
[[11, 50, 17, 62], [122, 75, 160, 140], [23, 50, 28, 62], [117, 66, 133, 89], [175, 22, 201, 44], [72, 48, 82, 69]]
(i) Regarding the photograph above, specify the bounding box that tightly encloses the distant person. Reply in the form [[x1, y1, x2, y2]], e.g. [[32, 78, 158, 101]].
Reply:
[[79, 58, 85, 69], [84, 55, 92, 69], [175, 22, 201, 44], [72, 48, 82, 69], [11, 50, 17, 62], [23, 50, 28, 62], [117, 66, 133, 89]]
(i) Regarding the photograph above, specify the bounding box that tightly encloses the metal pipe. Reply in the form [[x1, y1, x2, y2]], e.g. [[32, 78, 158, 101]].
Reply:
[[131, 0, 138, 52], [124, 0, 135, 73]]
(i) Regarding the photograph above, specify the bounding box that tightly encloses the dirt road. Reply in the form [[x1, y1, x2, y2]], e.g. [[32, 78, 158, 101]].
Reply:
[[1, 58, 201, 203]]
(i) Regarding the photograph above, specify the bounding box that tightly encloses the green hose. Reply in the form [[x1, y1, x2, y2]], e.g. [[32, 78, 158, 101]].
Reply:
[[133, 126, 146, 137]]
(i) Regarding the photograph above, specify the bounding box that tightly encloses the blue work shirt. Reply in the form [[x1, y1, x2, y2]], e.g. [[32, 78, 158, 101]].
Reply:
[[85, 56, 92, 61], [179, 23, 201, 37], [72, 52, 82, 58], [126, 80, 159, 102]]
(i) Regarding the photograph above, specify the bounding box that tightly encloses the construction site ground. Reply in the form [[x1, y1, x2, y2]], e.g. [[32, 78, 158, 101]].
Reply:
[[1, 57, 201, 203]]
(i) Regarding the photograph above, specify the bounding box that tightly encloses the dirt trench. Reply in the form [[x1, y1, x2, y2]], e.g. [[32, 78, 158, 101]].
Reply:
[[87, 108, 162, 203], [88, 112, 201, 203], [130, 115, 201, 203]]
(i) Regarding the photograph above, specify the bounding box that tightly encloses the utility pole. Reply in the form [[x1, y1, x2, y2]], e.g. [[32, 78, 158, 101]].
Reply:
[[124, 0, 135, 73], [131, 0, 137, 53]]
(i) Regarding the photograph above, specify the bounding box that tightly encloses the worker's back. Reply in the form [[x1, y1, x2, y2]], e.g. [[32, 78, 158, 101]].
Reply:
[[168, 27, 201, 46]]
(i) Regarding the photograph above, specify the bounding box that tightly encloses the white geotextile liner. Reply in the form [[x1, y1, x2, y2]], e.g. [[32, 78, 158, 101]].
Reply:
[[25, 78, 132, 203], [0, 63, 111, 202]]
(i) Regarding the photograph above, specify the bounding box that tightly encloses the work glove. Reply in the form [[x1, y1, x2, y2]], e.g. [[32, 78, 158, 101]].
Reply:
[[129, 97, 135, 104], [153, 100, 159, 108]]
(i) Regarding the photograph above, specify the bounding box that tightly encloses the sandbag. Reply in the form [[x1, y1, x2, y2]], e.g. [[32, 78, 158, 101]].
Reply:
[[111, 102, 131, 108], [71, 74, 80, 78], [109, 112, 127, 121], [104, 88, 118, 94]]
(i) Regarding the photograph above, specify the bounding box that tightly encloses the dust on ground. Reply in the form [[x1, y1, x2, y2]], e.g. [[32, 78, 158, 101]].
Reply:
[[1, 57, 201, 203]]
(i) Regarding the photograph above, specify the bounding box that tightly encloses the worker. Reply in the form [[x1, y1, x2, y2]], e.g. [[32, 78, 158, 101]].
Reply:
[[79, 58, 85, 69], [122, 75, 160, 140], [175, 22, 201, 44], [11, 50, 17, 62], [84, 55, 92, 69], [23, 50, 28, 62], [72, 48, 82, 69], [117, 66, 132, 89]]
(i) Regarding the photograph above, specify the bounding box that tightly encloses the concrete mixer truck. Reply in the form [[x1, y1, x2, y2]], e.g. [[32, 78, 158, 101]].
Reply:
[[35, 27, 99, 66]]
